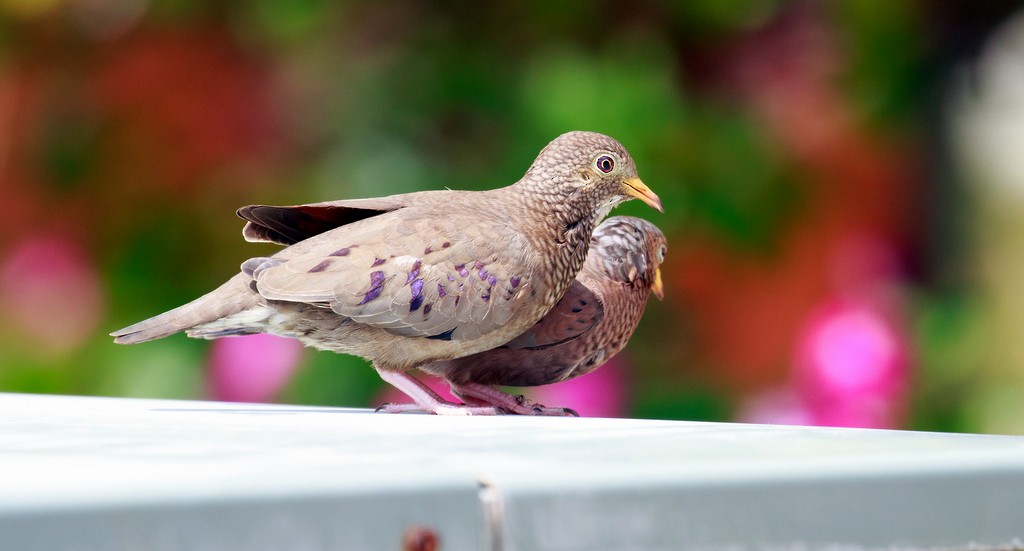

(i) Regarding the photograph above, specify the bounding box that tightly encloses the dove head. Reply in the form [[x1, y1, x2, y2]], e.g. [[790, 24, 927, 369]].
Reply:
[[524, 131, 663, 216], [588, 216, 668, 300]]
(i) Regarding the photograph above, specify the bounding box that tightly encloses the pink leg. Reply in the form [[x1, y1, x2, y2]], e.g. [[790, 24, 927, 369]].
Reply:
[[375, 369, 505, 416], [448, 382, 579, 417]]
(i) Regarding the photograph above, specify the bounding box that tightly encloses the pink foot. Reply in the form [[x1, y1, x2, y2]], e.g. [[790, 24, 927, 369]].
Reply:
[[375, 369, 506, 416], [448, 382, 579, 417]]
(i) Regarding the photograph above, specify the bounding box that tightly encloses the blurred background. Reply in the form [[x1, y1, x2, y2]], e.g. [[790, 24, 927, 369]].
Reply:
[[2, 0, 1023, 433]]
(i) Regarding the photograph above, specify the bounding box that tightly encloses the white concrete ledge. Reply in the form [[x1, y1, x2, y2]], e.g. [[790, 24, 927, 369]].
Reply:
[[1, 393, 1023, 550]]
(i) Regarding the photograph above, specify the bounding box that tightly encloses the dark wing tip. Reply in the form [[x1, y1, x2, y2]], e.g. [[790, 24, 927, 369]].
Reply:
[[237, 203, 398, 246]]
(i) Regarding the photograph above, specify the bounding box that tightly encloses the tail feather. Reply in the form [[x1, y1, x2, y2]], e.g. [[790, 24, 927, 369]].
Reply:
[[111, 273, 259, 344], [185, 327, 262, 339]]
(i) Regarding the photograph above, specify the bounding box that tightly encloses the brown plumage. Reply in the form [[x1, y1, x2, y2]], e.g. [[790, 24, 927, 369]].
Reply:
[[111, 131, 662, 415], [414, 216, 667, 415]]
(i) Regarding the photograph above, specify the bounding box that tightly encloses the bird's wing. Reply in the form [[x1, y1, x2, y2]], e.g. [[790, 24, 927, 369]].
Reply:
[[500, 280, 603, 350], [237, 196, 420, 246], [249, 206, 538, 342]]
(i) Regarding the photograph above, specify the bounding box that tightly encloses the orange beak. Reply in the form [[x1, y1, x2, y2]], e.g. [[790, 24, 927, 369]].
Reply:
[[651, 268, 664, 300], [623, 177, 664, 212]]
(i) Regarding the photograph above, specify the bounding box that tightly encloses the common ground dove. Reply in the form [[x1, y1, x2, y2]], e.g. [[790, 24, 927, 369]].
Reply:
[[111, 131, 663, 415], [408, 216, 667, 416]]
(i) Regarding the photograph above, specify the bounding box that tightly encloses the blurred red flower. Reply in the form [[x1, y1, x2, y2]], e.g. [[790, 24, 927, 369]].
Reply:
[[89, 28, 290, 191]]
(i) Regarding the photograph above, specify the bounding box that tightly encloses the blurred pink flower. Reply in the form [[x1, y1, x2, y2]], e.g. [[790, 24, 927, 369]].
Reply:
[[739, 383, 897, 429], [796, 300, 906, 398], [738, 231, 912, 430], [527, 356, 629, 418], [0, 233, 104, 355], [792, 297, 909, 428], [207, 334, 304, 403], [737, 387, 816, 426], [804, 396, 900, 430]]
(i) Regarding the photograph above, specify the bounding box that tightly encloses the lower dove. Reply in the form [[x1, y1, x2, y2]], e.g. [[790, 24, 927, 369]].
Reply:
[[403, 216, 666, 416]]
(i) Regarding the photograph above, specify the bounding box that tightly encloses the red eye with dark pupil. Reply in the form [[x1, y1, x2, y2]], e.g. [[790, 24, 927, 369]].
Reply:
[[597, 155, 614, 173]]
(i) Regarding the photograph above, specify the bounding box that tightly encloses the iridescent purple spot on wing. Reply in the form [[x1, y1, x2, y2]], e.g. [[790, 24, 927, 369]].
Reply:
[[510, 276, 521, 288], [308, 260, 331, 273], [455, 264, 468, 278], [409, 279, 425, 312], [423, 303, 432, 315], [423, 246, 433, 255], [447, 274, 455, 282], [478, 268, 488, 280], [437, 283, 447, 297], [372, 257, 386, 267], [482, 294, 491, 302], [487, 275, 497, 287], [442, 242, 451, 248], [406, 260, 422, 285], [359, 271, 387, 305], [329, 247, 351, 257]]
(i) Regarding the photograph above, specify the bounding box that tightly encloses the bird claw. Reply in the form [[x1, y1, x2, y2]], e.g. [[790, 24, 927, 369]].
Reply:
[[449, 382, 580, 416], [531, 405, 579, 417], [375, 402, 424, 414]]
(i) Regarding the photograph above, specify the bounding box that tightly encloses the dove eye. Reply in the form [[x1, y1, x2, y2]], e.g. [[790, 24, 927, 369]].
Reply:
[[658, 246, 667, 262], [595, 155, 615, 173]]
